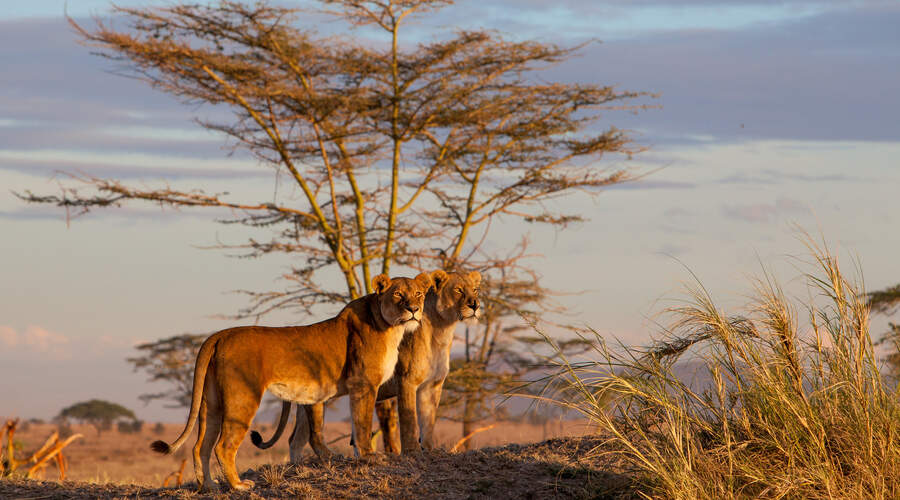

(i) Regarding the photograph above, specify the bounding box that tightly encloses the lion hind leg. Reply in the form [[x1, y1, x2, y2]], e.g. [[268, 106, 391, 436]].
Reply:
[[194, 377, 221, 492], [214, 388, 259, 491], [288, 404, 309, 463], [305, 403, 333, 460]]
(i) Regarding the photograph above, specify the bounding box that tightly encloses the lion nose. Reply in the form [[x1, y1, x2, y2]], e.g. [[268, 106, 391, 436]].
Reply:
[[406, 305, 419, 314], [469, 299, 479, 310]]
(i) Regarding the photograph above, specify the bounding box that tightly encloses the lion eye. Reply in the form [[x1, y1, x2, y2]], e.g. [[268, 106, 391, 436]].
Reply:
[[416, 291, 423, 297], [394, 291, 402, 298], [455, 287, 463, 295]]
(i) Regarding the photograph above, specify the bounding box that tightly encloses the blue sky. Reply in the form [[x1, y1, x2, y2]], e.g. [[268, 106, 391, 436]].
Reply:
[[1, 0, 899, 422]]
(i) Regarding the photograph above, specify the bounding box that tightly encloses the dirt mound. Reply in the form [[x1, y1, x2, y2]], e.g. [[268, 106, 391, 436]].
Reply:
[[0, 436, 638, 499]]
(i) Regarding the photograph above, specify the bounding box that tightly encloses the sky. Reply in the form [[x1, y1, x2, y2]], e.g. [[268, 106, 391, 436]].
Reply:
[[1, 0, 899, 422]]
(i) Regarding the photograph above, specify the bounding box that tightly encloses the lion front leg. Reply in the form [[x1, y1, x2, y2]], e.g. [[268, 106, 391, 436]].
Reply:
[[375, 400, 401, 454], [418, 379, 444, 451], [349, 384, 378, 457], [397, 380, 421, 454]]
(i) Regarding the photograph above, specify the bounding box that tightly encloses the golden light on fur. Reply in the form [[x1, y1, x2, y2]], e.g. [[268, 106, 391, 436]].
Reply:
[[255, 270, 484, 458], [151, 274, 432, 491]]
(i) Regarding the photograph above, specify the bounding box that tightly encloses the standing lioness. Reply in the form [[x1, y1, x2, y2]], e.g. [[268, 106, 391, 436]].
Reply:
[[150, 273, 432, 491], [254, 270, 481, 457]]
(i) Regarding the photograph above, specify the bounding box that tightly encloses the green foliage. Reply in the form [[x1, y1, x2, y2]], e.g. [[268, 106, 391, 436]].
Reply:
[[58, 399, 136, 436], [542, 237, 900, 499]]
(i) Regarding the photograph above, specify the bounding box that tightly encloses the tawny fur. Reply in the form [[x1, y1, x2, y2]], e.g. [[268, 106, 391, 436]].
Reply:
[[256, 270, 482, 458], [150, 273, 432, 491]]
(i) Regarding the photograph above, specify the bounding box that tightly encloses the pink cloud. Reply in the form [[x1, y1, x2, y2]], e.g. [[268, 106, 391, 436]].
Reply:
[[0, 325, 70, 359], [22, 325, 69, 352], [0, 326, 17, 347]]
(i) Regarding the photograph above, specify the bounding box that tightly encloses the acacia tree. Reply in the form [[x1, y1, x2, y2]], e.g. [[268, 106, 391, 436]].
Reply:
[[127, 334, 207, 408], [870, 283, 900, 377], [57, 400, 136, 437], [20, 0, 650, 441]]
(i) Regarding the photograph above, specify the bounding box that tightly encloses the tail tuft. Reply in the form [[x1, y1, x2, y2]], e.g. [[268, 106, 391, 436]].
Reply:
[[150, 440, 171, 454], [250, 430, 263, 447]]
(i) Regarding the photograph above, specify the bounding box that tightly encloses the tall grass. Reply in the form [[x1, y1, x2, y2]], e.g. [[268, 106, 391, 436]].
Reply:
[[542, 238, 900, 499]]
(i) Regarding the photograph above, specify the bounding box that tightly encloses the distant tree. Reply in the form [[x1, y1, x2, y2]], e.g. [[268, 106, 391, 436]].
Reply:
[[870, 284, 900, 315], [870, 283, 900, 378], [117, 420, 144, 434], [57, 400, 136, 437], [127, 334, 206, 408]]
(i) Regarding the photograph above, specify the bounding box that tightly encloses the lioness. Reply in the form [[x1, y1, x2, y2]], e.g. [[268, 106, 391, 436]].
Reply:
[[253, 270, 481, 457], [150, 273, 433, 491]]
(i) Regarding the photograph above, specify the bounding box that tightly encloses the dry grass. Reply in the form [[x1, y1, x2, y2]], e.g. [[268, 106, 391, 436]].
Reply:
[[0, 435, 637, 499], [543, 236, 900, 499], [0, 417, 592, 487]]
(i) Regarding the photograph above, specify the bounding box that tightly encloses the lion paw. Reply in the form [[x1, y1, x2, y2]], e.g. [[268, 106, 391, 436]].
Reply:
[[312, 444, 335, 460], [358, 453, 386, 465], [232, 479, 255, 491], [197, 482, 220, 493]]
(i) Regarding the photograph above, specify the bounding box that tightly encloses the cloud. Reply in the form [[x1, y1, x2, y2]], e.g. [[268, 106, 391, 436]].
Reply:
[[656, 242, 691, 257], [664, 207, 693, 217], [22, 325, 69, 352], [0, 156, 270, 181], [0, 205, 227, 223], [0, 122, 235, 159], [721, 196, 811, 223], [0, 325, 71, 358], [554, 5, 900, 144], [0, 326, 17, 347], [716, 169, 859, 186], [1, 3, 898, 183]]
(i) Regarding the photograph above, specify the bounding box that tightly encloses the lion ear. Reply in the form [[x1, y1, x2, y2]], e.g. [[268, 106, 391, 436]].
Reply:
[[414, 272, 434, 291], [431, 270, 449, 292], [372, 274, 391, 294], [467, 270, 482, 287]]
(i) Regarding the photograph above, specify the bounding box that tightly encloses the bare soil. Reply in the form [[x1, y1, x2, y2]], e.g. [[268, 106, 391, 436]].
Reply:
[[2, 420, 638, 498], [0, 435, 637, 499]]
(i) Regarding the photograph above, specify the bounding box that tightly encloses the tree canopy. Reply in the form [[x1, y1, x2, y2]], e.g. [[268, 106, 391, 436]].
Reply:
[[58, 400, 136, 436], [21, 0, 650, 313], [127, 334, 206, 408]]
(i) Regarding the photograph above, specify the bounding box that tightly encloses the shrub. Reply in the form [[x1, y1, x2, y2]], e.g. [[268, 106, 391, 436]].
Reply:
[[117, 420, 144, 434], [152, 422, 165, 435], [57, 422, 73, 439], [543, 237, 900, 499]]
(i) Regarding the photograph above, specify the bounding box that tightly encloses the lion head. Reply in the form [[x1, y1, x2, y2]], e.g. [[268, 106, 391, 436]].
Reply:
[[429, 270, 482, 324], [372, 273, 433, 332]]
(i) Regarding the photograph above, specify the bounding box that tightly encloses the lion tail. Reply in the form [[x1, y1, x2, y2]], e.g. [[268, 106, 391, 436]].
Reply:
[[150, 332, 220, 455], [250, 401, 292, 449]]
